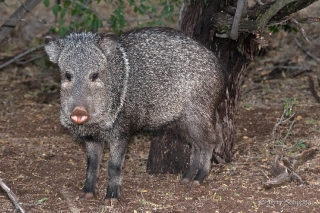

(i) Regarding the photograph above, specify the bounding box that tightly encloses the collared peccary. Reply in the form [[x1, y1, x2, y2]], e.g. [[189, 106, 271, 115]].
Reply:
[[44, 27, 225, 204]]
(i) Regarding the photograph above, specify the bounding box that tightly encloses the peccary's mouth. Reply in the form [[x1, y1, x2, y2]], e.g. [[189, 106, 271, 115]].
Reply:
[[68, 122, 106, 139]]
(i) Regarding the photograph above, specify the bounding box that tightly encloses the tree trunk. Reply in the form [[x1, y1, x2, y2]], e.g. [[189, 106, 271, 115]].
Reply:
[[147, 129, 190, 174], [147, 0, 318, 174]]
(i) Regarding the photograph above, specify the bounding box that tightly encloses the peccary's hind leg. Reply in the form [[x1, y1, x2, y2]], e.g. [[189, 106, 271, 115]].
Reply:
[[81, 141, 104, 198], [192, 143, 215, 186], [104, 134, 128, 205], [182, 142, 214, 187], [180, 111, 216, 187]]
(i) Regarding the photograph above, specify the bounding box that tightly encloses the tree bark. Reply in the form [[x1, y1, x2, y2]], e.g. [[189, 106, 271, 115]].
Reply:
[[146, 129, 190, 174], [178, 0, 254, 164], [146, 0, 318, 174]]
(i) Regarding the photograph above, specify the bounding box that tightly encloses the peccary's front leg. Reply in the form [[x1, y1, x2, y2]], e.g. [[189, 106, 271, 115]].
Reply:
[[105, 134, 127, 204], [81, 141, 104, 198]]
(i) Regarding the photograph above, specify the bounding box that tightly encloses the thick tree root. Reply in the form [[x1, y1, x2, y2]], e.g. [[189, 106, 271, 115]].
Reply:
[[308, 74, 320, 103]]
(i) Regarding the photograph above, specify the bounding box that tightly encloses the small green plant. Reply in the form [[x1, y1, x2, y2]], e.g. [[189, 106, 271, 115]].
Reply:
[[283, 97, 297, 117], [241, 101, 253, 110], [102, 0, 181, 33], [38, 197, 48, 204], [270, 97, 300, 154], [44, 0, 103, 36], [268, 25, 298, 34], [295, 139, 307, 151], [44, 0, 181, 36], [272, 98, 296, 133], [252, 201, 259, 210]]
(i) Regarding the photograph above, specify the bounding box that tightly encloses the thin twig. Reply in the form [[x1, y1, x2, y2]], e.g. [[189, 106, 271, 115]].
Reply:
[[264, 65, 308, 70], [290, 18, 309, 42], [253, 0, 264, 6], [271, 107, 295, 141], [294, 37, 320, 63], [1, 0, 9, 6], [15, 53, 46, 65], [72, 0, 110, 24], [215, 33, 229, 38], [140, 189, 146, 201], [281, 118, 296, 144], [260, 169, 269, 179], [0, 178, 25, 213], [127, 17, 153, 23], [0, 44, 44, 70], [266, 14, 294, 27]]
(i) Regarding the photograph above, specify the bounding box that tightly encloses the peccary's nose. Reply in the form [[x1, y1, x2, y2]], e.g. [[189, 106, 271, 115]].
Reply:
[[70, 106, 90, 125]]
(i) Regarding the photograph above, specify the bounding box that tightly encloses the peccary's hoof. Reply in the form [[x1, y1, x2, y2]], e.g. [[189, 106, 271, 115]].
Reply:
[[189, 180, 200, 188], [78, 191, 94, 199], [181, 178, 191, 184], [104, 198, 119, 207]]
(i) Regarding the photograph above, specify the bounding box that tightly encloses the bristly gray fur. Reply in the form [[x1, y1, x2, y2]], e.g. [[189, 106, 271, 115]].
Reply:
[[44, 27, 226, 202]]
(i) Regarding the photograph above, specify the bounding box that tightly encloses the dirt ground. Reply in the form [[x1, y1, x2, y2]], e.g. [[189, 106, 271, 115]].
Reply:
[[1, 2, 320, 213]]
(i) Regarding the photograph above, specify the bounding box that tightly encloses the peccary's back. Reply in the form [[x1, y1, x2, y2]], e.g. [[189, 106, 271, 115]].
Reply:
[[117, 28, 225, 128]]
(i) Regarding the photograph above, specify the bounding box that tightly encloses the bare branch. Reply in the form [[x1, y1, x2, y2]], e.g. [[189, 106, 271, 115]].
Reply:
[[290, 18, 310, 42], [271, 107, 295, 142], [253, 0, 264, 6], [0, 0, 42, 44], [212, 0, 318, 36], [0, 178, 25, 213], [0, 44, 45, 70], [294, 37, 320, 63], [292, 147, 318, 169], [270, 155, 287, 176], [230, 0, 247, 40], [256, 0, 296, 30], [264, 168, 291, 189]]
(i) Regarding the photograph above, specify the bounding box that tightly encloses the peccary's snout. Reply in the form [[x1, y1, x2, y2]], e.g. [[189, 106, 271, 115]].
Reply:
[[70, 106, 90, 125]]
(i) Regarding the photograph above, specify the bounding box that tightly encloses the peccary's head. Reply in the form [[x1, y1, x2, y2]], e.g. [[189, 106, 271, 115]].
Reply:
[[45, 32, 117, 136]]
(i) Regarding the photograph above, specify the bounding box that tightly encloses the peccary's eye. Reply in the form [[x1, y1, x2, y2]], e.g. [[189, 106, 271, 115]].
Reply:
[[65, 72, 72, 81], [92, 73, 99, 81]]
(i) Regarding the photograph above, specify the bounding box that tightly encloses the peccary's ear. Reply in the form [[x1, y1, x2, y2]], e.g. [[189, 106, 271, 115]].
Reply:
[[44, 36, 62, 63], [98, 33, 118, 58]]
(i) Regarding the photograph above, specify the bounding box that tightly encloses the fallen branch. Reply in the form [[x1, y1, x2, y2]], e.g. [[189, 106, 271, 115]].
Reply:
[[263, 168, 291, 189], [263, 147, 318, 189], [0, 178, 25, 213], [285, 147, 318, 170], [0, 44, 44, 70]]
